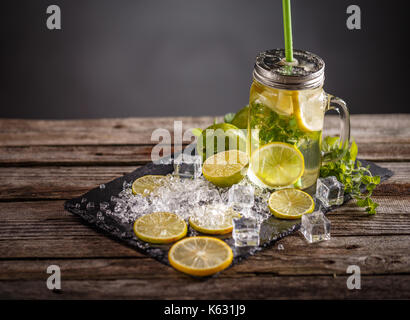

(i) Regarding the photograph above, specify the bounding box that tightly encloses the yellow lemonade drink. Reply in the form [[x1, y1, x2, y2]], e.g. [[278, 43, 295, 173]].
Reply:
[[248, 80, 326, 189], [247, 49, 332, 190]]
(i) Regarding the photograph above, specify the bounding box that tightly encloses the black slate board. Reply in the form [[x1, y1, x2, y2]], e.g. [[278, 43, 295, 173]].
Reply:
[[64, 158, 393, 272]]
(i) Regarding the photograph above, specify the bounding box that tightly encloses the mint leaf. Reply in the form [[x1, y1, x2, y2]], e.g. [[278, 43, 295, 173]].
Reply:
[[320, 137, 381, 214], [350, 140, 358, 162]]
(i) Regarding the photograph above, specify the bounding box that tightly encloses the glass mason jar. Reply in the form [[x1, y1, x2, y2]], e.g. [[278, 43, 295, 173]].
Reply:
[[247, 49, 350, 190]]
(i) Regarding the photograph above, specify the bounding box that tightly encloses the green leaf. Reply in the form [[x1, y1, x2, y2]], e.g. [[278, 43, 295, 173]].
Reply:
[[224, 112, 236, 124], [320, 135, 381, 214], [323, 136, 340, 151], [191, 128, 203, 137], [350, 140, 358, 162]]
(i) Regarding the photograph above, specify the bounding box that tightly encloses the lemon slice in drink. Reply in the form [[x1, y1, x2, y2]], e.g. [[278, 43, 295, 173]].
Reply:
[[268, 189, 314, 219], [294, 90, 325, 132], [202, 150, 249, 187], [133, 212, 187, 244], [254, 89, 293, 116], [168, 237, 233, 276], [250, 142, 304, 188], [189, 205, 241, 235], [132, 175, 167, 196]]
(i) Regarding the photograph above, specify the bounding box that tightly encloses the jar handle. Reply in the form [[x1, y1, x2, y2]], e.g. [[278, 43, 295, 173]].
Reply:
[[322, 94, 351, 163]]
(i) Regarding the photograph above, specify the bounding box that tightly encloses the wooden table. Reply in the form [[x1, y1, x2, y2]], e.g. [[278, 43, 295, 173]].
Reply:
[[0, 114, 409, 299]]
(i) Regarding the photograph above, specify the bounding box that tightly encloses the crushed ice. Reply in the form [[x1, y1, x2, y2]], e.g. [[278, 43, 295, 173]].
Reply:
[[98, 173, 272, 227]]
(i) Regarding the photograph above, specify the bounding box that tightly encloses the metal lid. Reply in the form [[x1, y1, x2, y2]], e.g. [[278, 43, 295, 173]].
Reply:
[[253, 49, 325, 90]]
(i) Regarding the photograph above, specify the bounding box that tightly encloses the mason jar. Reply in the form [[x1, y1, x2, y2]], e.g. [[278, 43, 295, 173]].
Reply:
[[247, 49, 350, 190]]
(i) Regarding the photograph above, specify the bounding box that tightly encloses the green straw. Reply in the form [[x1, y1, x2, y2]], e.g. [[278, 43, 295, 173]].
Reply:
[[282, 0, 294, 62]]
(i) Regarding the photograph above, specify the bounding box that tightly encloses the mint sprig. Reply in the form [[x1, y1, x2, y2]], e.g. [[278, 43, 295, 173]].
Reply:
[[320, 137, 381, 214]]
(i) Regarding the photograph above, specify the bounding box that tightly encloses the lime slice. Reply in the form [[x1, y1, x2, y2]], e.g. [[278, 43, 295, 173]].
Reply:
[[189, 205, 241, 235], [133, 212, 187, 244], [132, 175, 167, 196], [202, 150, 249, 187], [250, 142, 304, 188], [168, 236, 233, 276], [268, 189, 314, 219], [294, 90, 326, 132], [196, 123, 246, 161]]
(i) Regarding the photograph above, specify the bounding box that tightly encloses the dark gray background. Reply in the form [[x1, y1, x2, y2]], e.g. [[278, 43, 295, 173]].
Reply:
[[1, 0, 407, 119]]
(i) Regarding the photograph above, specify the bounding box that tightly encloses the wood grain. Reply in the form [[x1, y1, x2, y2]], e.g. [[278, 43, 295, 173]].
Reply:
[[1, 114, 410, 147], [0, 115, 409, 300], [1, 275, 409, 299], [0, 162, 406, 201], [0, 141, 409, 167]]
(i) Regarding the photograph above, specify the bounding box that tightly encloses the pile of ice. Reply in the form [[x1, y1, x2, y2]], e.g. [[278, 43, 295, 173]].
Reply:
[[90, 154, 271, 227]]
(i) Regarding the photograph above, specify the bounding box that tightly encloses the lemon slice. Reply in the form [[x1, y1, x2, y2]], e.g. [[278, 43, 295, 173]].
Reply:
[[294, 90, 325, 132], [133, 212, 187, 244], [268, 189, 314, 219], [132, 175, 167, 196], [254, 89, 293, 116], [189, 205, 241, 235], [202, 150, 249, 187], [250, 142, 304, 188], [168, 237, 233, 276]]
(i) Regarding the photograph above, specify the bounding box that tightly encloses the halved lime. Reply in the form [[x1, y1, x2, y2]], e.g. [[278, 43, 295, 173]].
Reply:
[[231, 105, 249, 129], [196, 123, 246, 161], [250, 142, 304, 188], [202, 150, 249, 187]]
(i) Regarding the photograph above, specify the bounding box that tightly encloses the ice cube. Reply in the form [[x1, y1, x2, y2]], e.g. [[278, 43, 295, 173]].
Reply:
[[86, 202, 95, 210], [228, 184, 254, 213], [123, 181, 131, 190], [173, 153, 202, 179], [99, 184, 105, 190], [99, 202, 110, 211], [232, 217, 260, 247], [316, 176, 344, 207], [300, 211, 331, 243]]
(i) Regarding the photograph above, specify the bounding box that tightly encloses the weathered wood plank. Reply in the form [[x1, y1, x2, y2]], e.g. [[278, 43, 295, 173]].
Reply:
[[0, 117, 214, 146], [0, 166, 137, 200], [0, 162, 405, 201], [0, 141, 408, 167], [1, 233, 410, 278], [0, 275, 409, 299], [1, 201, 410, 266], [0, 114, 409, 147]]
